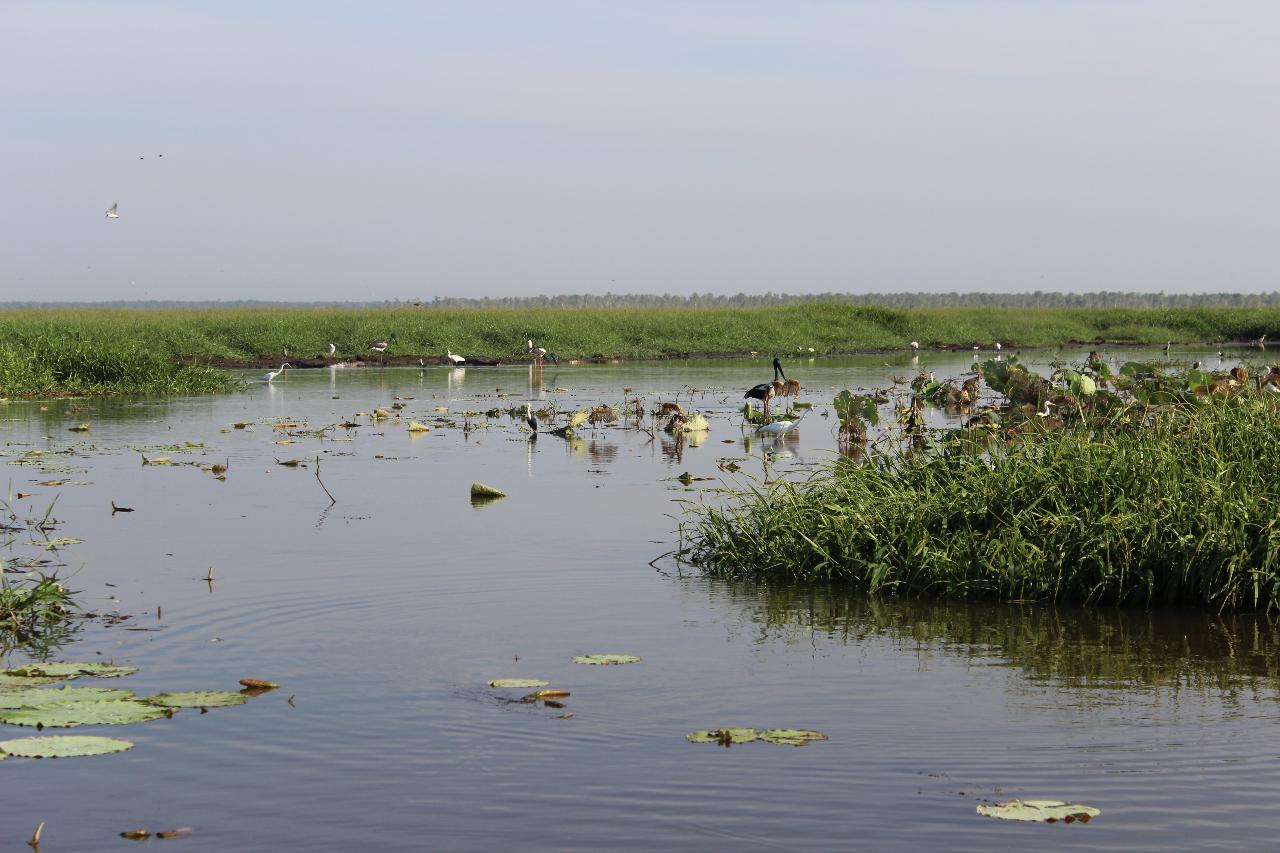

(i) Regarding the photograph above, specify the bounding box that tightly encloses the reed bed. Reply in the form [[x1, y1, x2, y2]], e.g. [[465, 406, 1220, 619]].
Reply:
[[682, 398, 1280, 610]]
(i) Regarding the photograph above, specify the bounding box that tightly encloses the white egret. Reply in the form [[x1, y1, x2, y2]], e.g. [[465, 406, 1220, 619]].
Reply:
[[262, 363, 291, 382], [105, 202, 119, 219], [447, 350, 466, 366], [910, 341, 919, 351], [525, 403, 538, 437], [756, 409, 807, 436], [327, 343, 336, 355]]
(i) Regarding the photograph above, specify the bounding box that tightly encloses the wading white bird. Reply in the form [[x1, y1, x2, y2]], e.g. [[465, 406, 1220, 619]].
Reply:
[[263, 363, 291, 382], [327, 343, 336, 355], [105, 202, 119, 219], [994, 342, 1002, 352], [756, 409, 807, 436], [910, 341, 919, 351], [447, 350, 466, 366], [525, 403, 538, 438]]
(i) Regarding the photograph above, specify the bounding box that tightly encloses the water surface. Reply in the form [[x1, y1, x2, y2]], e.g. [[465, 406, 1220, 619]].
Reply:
[[2, 349, 1276, 851]]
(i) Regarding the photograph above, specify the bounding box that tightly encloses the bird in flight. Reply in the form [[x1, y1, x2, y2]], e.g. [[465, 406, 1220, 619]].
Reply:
[[105, 202, 120, 219]]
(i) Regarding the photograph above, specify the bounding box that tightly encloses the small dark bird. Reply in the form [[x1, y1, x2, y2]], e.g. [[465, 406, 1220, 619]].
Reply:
[[111, 501, 134, 514]]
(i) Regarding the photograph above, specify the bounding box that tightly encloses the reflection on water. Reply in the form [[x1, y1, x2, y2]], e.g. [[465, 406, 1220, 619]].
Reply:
[[713, 581, 1280, 694]]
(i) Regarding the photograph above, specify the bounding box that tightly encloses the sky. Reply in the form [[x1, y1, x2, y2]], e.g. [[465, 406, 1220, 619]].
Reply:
[[3, 1, 1278, 301]]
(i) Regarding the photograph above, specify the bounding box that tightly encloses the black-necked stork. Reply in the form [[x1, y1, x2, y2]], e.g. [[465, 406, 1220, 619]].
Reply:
[[745, 358, 787, 417], [368, 333, 396, 366], [527, 339, 559, 369]]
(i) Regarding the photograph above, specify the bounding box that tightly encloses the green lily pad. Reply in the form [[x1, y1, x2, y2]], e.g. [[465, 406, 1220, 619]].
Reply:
[[146, 691, 247, 708], [976, 800, 1101, 823], [0, 700, 167, 728], [470, 482, 507, 499], [0, 673, 65, 688], [572, 654, 642, 665], [687, 728, 758, 745], [488, 679, 550, 689], [0, 685, 135, 708], [6, 662, 138, 679], [0, 735, 134, 758], [758, 729, 829, 746]]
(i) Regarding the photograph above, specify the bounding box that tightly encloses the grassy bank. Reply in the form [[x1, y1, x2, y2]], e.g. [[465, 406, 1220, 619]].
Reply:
[[682, 396, 1280, 611], [1, 304, 1278, 396]]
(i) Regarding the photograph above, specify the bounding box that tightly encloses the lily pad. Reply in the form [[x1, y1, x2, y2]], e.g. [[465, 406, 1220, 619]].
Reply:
[[470, 482, 506, 499], [976, 800, 1101, 823], [0, 686, 135, 708], [687, 728, 758, 745], [488, 679, 549, 689], [6, 655, 136, 676], [0, 673, 64, 688], [408, 421, 430, 433], [0, 700, 167, 728], [7, 662, 138, 679], [146, 691, 247, 708], [572, 654, 642, 665], [0, 735, 134, 758], [758, 729, 829, 746]]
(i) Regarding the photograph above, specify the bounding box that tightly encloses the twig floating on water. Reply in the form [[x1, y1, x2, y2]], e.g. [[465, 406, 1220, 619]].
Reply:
[[314, 456, 336, 505]]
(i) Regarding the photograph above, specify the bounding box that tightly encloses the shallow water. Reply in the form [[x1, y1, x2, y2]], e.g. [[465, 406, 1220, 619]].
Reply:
[[2, 349, 1278, 851]]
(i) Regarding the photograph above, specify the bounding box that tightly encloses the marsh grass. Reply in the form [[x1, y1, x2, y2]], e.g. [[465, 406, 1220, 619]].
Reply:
[[1, 304, 1278, 396], [682, 398, 1280, 610]]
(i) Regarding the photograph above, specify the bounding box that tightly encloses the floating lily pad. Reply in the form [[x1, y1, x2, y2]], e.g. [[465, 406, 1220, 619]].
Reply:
[[470, 482, 506, 499], [7, 662, 138, 679], [687, 728, 758, 745], [758, 729, 829, 746], [146, 691, 247, 708], [408, 421, 430, 433], [572, 654, 642, 665], [976, 800, 1101, 823], [0, 673, 64, 688], [488, 679, 549, 689], [0, 735, 134, 758], [0, 685, 135, 708], [0, 700, 167, 728]]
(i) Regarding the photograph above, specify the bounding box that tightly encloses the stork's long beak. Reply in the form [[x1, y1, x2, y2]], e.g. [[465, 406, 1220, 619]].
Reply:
[[775, 361, 786, 382]]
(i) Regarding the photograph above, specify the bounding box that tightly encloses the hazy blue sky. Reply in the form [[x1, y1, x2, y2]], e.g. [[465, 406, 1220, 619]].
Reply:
[[4, 1, 1278, 301]]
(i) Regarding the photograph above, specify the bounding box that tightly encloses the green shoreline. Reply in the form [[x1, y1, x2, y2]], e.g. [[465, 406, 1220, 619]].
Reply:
[[1, 304, 1277, 396]]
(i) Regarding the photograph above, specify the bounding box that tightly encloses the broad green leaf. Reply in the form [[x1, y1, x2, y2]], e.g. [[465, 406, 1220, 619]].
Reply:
[[687, 728, 758, 745], [567, 410, 590, 430], [758, 729, 829, 746], [0, 674, 64, 688], [976, 799, 1101, 823], [470, 482, 507, 499], [0, 686, 134, 708], [0, 735, 134, 758], [6, 662, 138, 679], [488, 679, 549, 689], [572, 654, 642, 665], [0, 700, 166, 728], [146, 691, 247, 708]]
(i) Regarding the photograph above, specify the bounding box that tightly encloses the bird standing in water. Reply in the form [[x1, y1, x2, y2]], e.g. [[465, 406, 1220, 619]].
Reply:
[[262, 363, 290, 382], [525, 403, 538, 439], [745, 358, 799, 418]]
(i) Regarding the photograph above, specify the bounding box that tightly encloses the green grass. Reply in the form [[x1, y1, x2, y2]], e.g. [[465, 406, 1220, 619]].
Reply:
[[1, 304, 1278, 396], [682, 397, 1280, 611]]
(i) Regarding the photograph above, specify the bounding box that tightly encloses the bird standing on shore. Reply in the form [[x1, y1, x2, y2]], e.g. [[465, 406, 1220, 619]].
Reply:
[[368, 334, 396, 366], [327, 343, 336, 356], [447, 350, 466, 366]]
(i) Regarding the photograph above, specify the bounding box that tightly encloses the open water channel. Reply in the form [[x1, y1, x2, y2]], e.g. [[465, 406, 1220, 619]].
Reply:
[[2, 350, 1278, 851]]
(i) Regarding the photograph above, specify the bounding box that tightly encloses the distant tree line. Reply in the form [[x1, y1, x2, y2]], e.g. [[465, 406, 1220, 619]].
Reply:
[[6, 291, 1280, 310]]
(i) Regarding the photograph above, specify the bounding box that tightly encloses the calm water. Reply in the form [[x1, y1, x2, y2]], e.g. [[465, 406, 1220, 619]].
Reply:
[[2, 350, 1278, 851]]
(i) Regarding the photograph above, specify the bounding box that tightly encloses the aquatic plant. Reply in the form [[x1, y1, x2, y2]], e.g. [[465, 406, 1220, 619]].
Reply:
[[682, 368, 1280, 610]]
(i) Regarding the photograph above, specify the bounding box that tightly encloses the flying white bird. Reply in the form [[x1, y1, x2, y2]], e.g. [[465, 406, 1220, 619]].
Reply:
[[105, 202, 119, 219]]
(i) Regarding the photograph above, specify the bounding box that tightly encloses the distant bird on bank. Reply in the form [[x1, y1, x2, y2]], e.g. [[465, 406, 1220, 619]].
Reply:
[[447, 350, 466, 366], [1163, 341, 1172, 355], [1257, 335, 1268, 351], [368, 333, 396, 353], [327, 343, 336, 355], [105, 202, 119, 219], [910, 341, 919, 351], [994, 342, 1002, 352], [527, 340, 558, 367], [262, 363, 290, 382]]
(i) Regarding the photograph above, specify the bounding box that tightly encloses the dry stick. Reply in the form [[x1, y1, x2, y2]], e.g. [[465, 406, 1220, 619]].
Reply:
[[29, 822, 44, 847], [314, 456, 336, 505]]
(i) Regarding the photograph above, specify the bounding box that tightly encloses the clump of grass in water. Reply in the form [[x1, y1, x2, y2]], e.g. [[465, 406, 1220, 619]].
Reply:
[[0, 572, 79, 653], [682, 398, 1280, 610]]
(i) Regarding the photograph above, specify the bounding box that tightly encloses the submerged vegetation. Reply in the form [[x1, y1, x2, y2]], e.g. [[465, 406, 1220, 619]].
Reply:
[[2, 304, 1279, 396], [683, 358, 1280, 611]]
